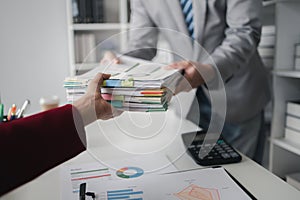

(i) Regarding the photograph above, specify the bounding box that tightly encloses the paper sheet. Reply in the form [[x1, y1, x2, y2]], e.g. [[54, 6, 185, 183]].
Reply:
[[144, 168, 253, 200], [74, 55, 179, 82], [61, 157, 253, 200], [60, 154, 177, 200]]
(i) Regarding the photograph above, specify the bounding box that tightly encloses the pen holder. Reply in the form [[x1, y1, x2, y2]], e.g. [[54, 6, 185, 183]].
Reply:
[[1, 115, 23, 123], [1, 116, 8, 123]]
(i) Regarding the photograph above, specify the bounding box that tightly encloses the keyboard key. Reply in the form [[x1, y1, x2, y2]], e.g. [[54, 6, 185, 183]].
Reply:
[[221, 153, 231, 159], [230, 152, 240, 158]]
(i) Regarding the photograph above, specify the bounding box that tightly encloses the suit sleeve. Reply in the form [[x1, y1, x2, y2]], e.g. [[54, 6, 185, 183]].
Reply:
[[206, 0, 262, 82], [0, 104, 86, 196], [125, 0, 158, 60]]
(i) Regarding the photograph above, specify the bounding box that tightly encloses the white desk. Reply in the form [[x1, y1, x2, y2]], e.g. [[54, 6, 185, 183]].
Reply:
[[2, 108, 300, 200]]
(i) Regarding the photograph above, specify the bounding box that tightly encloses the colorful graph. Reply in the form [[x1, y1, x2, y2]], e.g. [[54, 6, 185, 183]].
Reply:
[[116, 167, 144, 179], [107, 188, 143, 200], [70, 167, 111, 193], [174, 184, 220, 200]]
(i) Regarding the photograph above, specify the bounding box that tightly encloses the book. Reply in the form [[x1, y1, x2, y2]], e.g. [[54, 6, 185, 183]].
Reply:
[[85, 0, 93, 23], [72, 0, 80, 23], [73, 0, 104, 23], [67, 62, 181, 90], [284, 127, 300, 145], [83, 33, 96, 63], [101, 88, 166, 97], [123, 96, 167, 104], [101, 94, 166, 103], [67, 92, 168, 105], [287, 101, 300, 118], [92, 0, 104, 23], [259, 25, 276, 69], [78, 0, 86, 23], [259, 35, 276, 47], [286, 115, 300, 132], [64, 56, 181, 112], [258, 47, 275, 58], [295, 43, 300, 57], [74, 34, 81, 63], [73, 33, 96, 64], [110, 101, 168, 109], [295, 57, 300, 70], [261, 25, 276, 36], [286, 172, 300, 190]]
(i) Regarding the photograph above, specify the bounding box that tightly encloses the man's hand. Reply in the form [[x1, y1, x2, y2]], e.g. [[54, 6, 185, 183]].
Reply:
[[100, 51, 121, 65], [167, 61, 215, 94], [73, 73, 122, 126]]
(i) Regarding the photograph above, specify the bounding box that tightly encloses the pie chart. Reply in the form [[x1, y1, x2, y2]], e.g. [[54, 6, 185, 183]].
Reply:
[[116, 167, 144, 179]]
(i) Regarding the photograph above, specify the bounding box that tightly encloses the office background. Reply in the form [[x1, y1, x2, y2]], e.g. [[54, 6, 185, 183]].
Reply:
[[1, 0, 300, 192], [0, 0, 71, 113]]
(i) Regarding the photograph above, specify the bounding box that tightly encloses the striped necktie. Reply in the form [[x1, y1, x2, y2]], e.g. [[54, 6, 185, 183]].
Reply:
[[179, 0, 195, 39]]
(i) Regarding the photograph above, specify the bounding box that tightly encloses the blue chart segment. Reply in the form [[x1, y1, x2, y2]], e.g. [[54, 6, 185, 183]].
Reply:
[[116, 167, 144, 179], [107, 189, 143, 200]]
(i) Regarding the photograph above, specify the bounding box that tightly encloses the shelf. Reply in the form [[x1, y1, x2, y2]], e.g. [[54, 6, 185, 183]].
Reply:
[[75, 62, 99, 70], [272, 138, 300, 156], [72, 23, 129, 31], [273, 70, 300, 78], [263, 0, 300, 6], [263, 0, 276, 6]]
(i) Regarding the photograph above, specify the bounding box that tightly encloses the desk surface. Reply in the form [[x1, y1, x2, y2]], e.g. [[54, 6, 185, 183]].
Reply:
[[2, 109, 300, 200]]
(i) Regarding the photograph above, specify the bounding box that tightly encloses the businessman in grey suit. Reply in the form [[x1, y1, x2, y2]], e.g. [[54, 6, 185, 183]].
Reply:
[[104, 0, 270, 162]]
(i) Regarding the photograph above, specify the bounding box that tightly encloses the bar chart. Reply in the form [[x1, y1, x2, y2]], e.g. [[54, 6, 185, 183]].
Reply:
[[107, 188, 143, 200]]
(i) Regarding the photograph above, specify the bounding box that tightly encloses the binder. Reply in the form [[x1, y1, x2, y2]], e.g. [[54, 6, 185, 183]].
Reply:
[[85, 0, 93, 23], [78, 0, 86, 23], [92, 0, 104, 23]]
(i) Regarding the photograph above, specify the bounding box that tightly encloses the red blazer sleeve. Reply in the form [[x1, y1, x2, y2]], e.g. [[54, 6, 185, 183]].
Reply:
[[0, 104, 87, 196]]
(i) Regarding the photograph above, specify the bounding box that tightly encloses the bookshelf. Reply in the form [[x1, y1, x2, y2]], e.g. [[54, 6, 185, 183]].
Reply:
[[273, 70, 300, 78], [66, 0, 129, 75], [263, 0, 277, 7], [72, 23, 129, 31], [268, 0, 300, 180]]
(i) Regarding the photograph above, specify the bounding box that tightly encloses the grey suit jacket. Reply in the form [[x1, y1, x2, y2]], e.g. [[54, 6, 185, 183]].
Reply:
[[126, 0, 271, 123]]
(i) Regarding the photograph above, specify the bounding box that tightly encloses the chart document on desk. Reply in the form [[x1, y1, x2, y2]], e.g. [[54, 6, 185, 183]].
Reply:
[[61, 159, 255, 199]]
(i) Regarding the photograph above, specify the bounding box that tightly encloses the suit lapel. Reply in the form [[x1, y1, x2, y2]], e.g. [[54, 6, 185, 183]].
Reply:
[[165, 0, 208, 45], [193, 0, 207, 44], [165, 0, 193, 49], [192, 0, 208, 60], [165, 0, 189, 36]]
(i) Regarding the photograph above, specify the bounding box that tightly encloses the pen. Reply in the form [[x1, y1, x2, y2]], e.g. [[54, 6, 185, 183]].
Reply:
[[8, 104, 17, 121], [17, 99, 30, 118], [0, 94, 3, 123], [79, 183, 86, 200], [7, 107, 12, 121], [79, 183, 95, 200]]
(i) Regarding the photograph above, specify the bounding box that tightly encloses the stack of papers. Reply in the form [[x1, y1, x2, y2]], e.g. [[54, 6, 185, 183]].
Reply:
[[64, 57, 181, 112], [61, 161, 255, 200]]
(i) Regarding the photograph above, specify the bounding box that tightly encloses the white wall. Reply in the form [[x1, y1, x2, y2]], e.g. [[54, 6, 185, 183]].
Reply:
[[0, 0, 70, 113]]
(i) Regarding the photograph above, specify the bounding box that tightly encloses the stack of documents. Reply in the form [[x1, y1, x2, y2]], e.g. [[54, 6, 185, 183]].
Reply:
[[64, 57, 181, 112], [284, 101, 300, 145], [294, 43, 300, 70], [258, 25, 276, 69]]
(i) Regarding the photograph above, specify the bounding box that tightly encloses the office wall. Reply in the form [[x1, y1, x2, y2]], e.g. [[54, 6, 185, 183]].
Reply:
[[0, 0, 70, 113]]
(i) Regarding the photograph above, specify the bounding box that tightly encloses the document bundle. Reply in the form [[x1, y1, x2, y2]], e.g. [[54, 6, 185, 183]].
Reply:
[[61, 160, 255, 200], [64, 57, 181, 112]]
